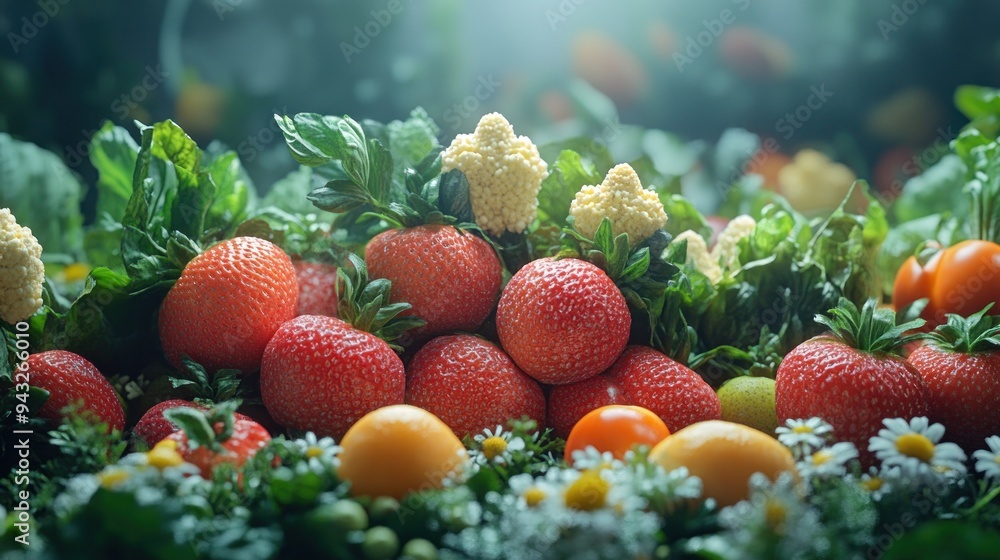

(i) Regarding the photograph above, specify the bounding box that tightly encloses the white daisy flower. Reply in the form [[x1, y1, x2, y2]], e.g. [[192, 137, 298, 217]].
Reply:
[[293, 432, 342, 471], [868, 417, 967, 482], [798, 442, 859, 480], [470, 425, 526, 466], [855, 465, 900, 501], [717, 472, 828, 556], [507, 472, 559, 509], [776, 417, 833, 451], [973, 435, 1000, 481], [569, 446, 624, 471]]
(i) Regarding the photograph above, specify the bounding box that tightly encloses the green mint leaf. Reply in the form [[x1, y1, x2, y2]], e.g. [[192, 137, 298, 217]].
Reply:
[[438, 169, 474, 224], [163, 407, 217, 450], [307, 180, 373, 213]]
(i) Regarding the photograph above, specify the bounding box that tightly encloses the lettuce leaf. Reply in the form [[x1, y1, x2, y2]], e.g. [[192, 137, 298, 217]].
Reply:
[[0, 133, 85, 259]]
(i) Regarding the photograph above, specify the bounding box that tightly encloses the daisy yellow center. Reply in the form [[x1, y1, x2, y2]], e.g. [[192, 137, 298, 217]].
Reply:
[[792, 425, 814, 434], [97, 468, 130, 488], [862, 477, 883, 492], [895, 433, 935, 463], [523, 487, 546, 507], [155, 439, 179, 451], [764, 498, 788, 532], [305, 446, 324, 459], [147, 446, 184, 470], [811, 449, 834, 466], [481, 437, 508, 460], [564, 470, 610, 511], [995, 456, 1000, 465]]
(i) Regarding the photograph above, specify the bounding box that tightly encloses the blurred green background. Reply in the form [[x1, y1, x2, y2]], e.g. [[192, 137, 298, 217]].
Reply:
[[1, 0, 999, 216]]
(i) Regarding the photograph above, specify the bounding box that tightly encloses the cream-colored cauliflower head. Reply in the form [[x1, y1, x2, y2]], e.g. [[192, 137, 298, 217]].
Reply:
[[710, 214, 757, 271], [569, 163, 667, 247], [778, 149, 861, 215], [441, 113, 548, 236], [674, 230, 722, 285], [0, 208, 45, 324]]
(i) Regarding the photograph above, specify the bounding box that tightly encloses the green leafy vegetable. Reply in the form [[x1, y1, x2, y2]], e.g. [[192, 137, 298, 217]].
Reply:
[[0, 133, 85, 259], [536, 150, 603, 227]]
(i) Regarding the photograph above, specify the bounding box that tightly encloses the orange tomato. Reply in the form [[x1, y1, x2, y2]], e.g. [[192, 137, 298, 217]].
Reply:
[[892, 248, 942, 322], [928, 240, 1000, 324], [338, 405, 467, 500], [564, 405, 671, 463], [648, 420, 796, 507]]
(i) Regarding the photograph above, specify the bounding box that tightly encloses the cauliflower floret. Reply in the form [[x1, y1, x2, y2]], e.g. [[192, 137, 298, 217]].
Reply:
[[0, 208, 44, 324], [441, 113, 548, 236], [673, 230, 722, 284], [569, 163, 667, 247], [710, 215, 756, 271], [778, 149, 862, 215]]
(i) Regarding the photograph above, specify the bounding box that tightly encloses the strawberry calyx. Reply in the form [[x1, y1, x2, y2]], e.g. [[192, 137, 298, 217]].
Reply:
[[815, 297, 927, 356], [336, 253, 425, 350], [169, 356, 248, 404], [924, 303, 1000, 353], [560, 217, 672, 283], [163, 400, 242, 454]]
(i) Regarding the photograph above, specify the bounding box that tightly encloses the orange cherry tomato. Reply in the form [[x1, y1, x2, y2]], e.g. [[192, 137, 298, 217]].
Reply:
[[564, 405, 671, 463], [928, 240, 1000, 324], [892, 242, 943, 324]]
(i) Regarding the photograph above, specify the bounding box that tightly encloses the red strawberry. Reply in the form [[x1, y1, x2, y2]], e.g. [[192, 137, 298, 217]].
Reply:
[[365, 225, 502, 338], [906, 305, 1000, 452], [776, 299, 928, 466], [24, 350, 125, 432], [496, 257, 630, 385], [133, 399, 252, 448], [165, 410, 271, 478], [293, 260, 338, 317], [547, 345, 720, 438], [405, 334, 546, 438], [158, 236, 299, 374], [260, 315, 405, 439]]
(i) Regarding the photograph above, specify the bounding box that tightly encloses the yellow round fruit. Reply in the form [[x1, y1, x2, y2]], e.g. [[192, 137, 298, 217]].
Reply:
[[338, 405, 468, 500], [648, 420, 796, 507], [717, 377, 779, 435]]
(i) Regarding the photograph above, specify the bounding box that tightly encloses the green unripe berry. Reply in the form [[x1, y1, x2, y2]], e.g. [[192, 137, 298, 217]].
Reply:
[[368, 496, 401, 521], [402, 538, 438, 560], [328, 500, 369, 532], [362, 526, 400, 560]]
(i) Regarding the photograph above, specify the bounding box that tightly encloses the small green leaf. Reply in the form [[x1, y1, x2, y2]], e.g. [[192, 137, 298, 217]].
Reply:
[[621, 248, 651, 282], [593, 218, 614, 255], [164, 406, 218, 450], [307, 180, 373, 213], [439, 169, 475, 224]]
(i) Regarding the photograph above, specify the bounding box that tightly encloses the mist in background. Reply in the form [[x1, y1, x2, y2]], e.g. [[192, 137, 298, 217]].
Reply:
[[2, 0, 998, 218]]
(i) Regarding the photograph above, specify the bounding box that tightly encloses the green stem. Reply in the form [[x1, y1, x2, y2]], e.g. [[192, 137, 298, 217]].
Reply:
[[965, 484, 1000, 517]]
